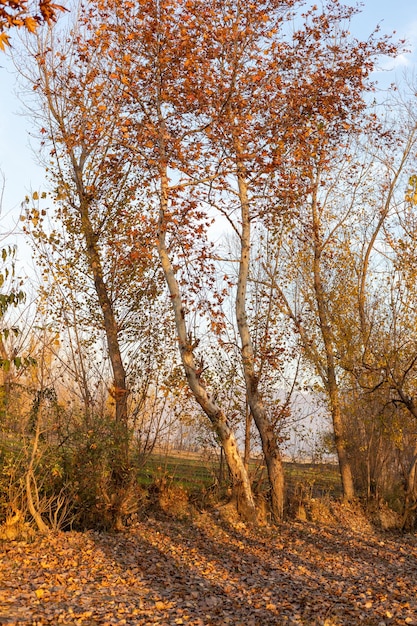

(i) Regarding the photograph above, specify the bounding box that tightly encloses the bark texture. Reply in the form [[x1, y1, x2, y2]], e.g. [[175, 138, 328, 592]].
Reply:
[[235, 141, 285, 521], [156, 120, 257, 523], [311, 182, 355, 501]]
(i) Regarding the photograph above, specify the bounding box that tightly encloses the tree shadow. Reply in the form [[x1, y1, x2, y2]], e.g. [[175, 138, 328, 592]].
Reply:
[[91, 517, 284, 625], [90, 512, 417, 625]]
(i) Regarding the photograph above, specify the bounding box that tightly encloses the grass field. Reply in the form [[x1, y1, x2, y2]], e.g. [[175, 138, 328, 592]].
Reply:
[[138, 449, 342, 499]]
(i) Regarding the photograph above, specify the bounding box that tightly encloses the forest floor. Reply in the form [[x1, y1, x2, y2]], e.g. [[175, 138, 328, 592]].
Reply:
[[0, 505, 416, 626]]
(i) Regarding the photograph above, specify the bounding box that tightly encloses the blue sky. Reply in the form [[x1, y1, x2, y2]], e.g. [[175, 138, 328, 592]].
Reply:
[[0, 0, 416, 268]]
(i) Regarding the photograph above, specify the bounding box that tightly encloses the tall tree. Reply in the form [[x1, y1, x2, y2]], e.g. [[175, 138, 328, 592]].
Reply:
[[335, 92, 417, 519], [20, 0, 398, 519], [193, 0, 398, 507], [18, 23, 166, 527], [72, 0, 261, 520], [262, 9, 398, 499]]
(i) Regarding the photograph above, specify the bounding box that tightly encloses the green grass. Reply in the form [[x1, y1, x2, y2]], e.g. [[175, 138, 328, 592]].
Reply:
[[138, 452, 220, 490], [138, 451, 342, 498], [284, 461, 342, 497]]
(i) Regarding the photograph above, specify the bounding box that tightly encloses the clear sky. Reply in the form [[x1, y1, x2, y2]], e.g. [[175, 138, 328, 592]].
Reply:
[[0, 0, 416, 269]]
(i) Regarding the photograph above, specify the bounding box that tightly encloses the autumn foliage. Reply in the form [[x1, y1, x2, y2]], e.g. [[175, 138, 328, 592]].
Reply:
[[1, 515, 417, 625], [0, 0, 65, 49], [2, 0, 417, 557]]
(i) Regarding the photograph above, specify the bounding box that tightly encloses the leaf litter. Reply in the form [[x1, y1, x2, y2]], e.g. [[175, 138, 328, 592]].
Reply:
[[0, 512, 416, 625]]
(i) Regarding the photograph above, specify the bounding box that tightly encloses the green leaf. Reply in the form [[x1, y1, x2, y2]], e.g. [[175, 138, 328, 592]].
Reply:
[[0, 359, 10, 372]]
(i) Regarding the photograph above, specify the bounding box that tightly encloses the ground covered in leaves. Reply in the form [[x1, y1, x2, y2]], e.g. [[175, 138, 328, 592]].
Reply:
[[0, 509, 416, 626]]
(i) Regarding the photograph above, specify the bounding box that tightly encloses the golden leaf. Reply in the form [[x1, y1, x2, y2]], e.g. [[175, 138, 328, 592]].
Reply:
[[0, 32, 11, 52], [24, 17, 39, 33]]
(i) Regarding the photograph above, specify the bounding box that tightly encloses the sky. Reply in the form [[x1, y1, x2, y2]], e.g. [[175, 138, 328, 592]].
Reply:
[[0, 0, 417, 273]]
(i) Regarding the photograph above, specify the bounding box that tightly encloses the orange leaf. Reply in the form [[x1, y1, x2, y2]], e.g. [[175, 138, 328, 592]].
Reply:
[[24, 16, 39, 33], [0, 32, 11, 51]]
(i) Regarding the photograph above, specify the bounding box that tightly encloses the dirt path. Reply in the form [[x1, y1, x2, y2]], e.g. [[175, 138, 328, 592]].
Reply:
[[0, 512, 416, 625]]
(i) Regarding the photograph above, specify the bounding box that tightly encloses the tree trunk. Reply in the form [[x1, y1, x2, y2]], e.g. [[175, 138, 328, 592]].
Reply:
[[244, 403, 251, 472], [311, 183, 355, 501], [70, 167, 131, 529], [330, 390, 355, 501], [157, 231, 257, 521], [159, 245, 257, 520], [40, 64, 130, 480], [155, 117, 257, 523], [77, 194, 129, 429], [402, 440, 417, 529], [244, 389, 285, 520], [74, 185, 130, 484], [25, 397, 49, 534], [234, 138, 286, 521]]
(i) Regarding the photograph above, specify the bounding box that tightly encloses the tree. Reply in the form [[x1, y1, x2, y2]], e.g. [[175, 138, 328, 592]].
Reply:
[[0, 242, 35, 423], [17, 22, 168, 527], [182, 0, 397, 509], [335, 91, 417, 522], [257, 3, 399, 501], [19, 0, 399, 521], [68, 0, 263, 521]]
